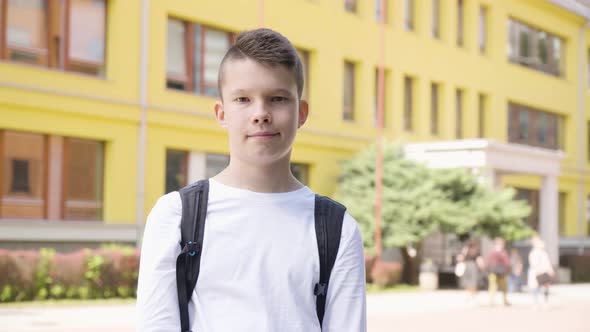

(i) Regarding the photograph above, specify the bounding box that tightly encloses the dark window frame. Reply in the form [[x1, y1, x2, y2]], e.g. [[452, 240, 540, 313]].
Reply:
[[296, 48, 310, 102], [343, 61, 356, 121], [507, 18, 564, 77], [456, 89, 463, 138], [166, 17, 235, 97], [62, 137, 104, 221], [1, 0, 107, 76], [165, 149, 189, 194], [431, 0, 440, 39], [478, 93, 486, 138], [430, 83, 439, 135], [404, 0, 414, 31], [404, 76, 413, 131], [479, 6, 487, 54], [457, 0, 464, 47], [508, 102, 564, 150]]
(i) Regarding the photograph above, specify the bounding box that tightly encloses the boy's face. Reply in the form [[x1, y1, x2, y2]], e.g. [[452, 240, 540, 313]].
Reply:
[[214, 58, 308, 167]]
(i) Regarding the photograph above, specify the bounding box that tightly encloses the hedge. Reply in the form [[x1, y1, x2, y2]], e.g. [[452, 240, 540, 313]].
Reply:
[[0, 245, 139, 302]]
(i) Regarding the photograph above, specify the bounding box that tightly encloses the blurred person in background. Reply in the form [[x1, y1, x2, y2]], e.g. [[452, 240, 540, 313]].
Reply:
[[486, 237, 511, 306], [508, 247, 523, 293], [456, 240, 484, 303], [528, 236, 555, 307]]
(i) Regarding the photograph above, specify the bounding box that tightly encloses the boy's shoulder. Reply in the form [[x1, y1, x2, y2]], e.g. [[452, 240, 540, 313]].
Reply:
[[150, 191, 182, 219]]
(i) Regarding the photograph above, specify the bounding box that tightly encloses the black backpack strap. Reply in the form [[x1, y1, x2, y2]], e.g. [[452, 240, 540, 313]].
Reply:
[[313, 195, 346, 328], [176, 179, 209, 332]]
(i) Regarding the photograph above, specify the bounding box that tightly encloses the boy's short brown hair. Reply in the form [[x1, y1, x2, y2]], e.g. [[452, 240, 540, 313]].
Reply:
[[218, 28, 304, 99]]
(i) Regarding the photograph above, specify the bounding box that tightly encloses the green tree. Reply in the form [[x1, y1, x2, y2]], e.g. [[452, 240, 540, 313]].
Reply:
[[336, 142, 532, 282]]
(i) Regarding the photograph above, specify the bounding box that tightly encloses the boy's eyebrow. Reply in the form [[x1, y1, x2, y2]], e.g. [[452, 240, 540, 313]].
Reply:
[[228, 88, 295, 97]]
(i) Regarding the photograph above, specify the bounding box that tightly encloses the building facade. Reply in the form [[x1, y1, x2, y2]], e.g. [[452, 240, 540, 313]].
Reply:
[[1, 0, 589, 259]]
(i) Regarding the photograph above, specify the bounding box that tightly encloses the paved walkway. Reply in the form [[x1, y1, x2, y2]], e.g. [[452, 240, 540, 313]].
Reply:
[[367, 284, 589, 332], [1, 284, 588, 331]]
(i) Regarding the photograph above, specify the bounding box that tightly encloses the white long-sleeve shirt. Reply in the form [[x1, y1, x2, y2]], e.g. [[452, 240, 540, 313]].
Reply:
[[528, 248, 554, 289], [136, 179, 367, 332]]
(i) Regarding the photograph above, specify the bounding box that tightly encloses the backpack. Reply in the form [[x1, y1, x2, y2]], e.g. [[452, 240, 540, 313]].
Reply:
[[175, 180, 346, 332]]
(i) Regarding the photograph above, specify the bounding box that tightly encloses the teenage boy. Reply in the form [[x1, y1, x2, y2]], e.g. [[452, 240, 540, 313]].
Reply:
[[137, 28, 366, 332]]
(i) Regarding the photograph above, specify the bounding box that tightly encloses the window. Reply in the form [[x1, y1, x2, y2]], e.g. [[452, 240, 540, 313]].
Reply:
[[508, 103, 564, 150], [67, 0, 107, 75], [165, 149, 188, 193], [343, 61, 355, 121], [375, 0, 387, 23], [296, 48, 310, 101], [404, 0, 414, 31], [0, 131, 105, 221], [478, 94, 486, 138], [456, 89, 463, 138], [430, 83, 439, 135], [431, 0, 440, 39], [62, 138, 104, 221], [166, 19, 188, 90], [11, 160, 30, 193], [345, 0, 356, 13], [518, 110, 529, 140], [537, 113, 547, 144], [558, 192, 566, 236], [1, 0, 107, 76], [457, 0, 464, 47], [206, 153, 229, 179], [0, 130, 46, 219], [507, 18, 564, 77], [374, 68, 386, 128], [479, 6, 487, 53], [4, 0, 48, 65], [291, 163, 309, 185], [166, 18, 234, 97], [404, 76, 413, 131]]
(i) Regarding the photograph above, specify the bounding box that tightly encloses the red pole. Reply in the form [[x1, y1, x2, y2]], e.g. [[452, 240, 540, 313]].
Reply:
[[374, 0, 386, 258]]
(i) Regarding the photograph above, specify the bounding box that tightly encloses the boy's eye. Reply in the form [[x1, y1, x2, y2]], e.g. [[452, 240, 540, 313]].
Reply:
[[270, 96, 288, 102], [235, 97, 250, 102]]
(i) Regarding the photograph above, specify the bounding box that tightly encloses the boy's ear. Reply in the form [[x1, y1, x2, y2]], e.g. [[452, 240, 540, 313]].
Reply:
[[297, 100, 309, 129], [214, 101, 227, 129]]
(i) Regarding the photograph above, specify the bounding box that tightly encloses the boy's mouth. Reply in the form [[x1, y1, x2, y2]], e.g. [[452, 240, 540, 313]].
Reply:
[[248, 131, 280, 139]]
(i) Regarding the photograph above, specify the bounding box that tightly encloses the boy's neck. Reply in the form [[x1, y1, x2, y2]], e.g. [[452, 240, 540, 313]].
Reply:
[[213, 158, 303, 193]]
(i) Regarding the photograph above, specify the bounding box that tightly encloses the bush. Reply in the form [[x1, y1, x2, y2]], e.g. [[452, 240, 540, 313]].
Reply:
[[0, 245, 140, 302], [370, 259, 403, 288], [90, 245, 140, 299], [0, 250, 20, 301], [12, 250, 39, 301], [48, 250, 87, 299]]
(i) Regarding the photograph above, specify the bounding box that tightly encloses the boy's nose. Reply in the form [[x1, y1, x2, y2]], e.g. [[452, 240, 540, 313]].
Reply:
[[252, 103, 271, 124]]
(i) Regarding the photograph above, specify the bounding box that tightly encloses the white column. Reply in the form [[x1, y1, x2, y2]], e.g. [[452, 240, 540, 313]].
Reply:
[[540, 175, 559, 266], [188, 152, 206, 184]]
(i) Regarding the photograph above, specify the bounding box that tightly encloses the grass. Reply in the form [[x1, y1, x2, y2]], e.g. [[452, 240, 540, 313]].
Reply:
[[366, 283, 419, 294], [0, 297, 136, 308]]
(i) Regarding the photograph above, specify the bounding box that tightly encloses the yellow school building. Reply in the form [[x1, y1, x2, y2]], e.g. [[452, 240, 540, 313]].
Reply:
[[0, 0, 589, 264]]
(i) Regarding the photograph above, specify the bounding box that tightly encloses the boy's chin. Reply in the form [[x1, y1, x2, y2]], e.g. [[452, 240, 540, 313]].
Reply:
[[239, 152, 291, 168]]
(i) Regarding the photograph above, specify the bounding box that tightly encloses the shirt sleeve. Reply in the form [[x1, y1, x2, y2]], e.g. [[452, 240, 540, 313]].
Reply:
[[136, 192, 182, 332], [321, 212, 367, 332]]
